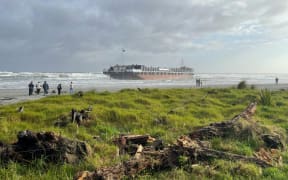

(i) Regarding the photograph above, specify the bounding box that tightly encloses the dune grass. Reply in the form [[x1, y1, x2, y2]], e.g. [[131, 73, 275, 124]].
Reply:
[[0, 87, 288, 179]]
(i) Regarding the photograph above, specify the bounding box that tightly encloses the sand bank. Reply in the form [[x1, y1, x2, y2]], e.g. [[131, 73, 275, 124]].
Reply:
[[0, 83, 287, 106]]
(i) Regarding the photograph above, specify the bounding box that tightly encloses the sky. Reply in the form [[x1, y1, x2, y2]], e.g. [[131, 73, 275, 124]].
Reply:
[[0, 0, 288, 73]]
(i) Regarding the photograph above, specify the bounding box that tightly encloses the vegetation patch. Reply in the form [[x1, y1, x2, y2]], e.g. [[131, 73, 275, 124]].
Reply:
[[237, 81, 248, 89], [259, 89, 272, 106], [0, 88, 288, 179]]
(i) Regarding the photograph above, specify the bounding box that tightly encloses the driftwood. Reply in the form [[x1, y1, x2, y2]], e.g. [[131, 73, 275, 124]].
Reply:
[[75, 103, 283, 179], [75, 137, 271, 180], [71, 106, 92, 125], [254, 148, 282, 166], [0, 130, 91, 164], [18, 106, 24, 113], [113, 134, 153, 147], [54, 106, 93, 128], [113, 134, 160, 155], [134, 145, 144, 159], [174, 135, 271, 168], [189, 102, 257, 140]]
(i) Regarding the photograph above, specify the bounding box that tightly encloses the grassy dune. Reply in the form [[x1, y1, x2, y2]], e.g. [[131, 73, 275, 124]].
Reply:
[[0, 87, 288, 179]]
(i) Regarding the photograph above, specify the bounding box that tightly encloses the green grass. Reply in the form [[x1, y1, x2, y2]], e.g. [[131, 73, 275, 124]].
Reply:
[[259, 89, 273, 106], [0, 87, 288, 179]]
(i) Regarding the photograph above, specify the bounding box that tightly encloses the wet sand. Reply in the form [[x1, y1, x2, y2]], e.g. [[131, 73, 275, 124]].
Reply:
[[0, 83, 287, 106]]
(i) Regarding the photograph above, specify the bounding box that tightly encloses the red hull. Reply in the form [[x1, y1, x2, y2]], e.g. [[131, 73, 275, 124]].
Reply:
[[138, 73, 192, 80]]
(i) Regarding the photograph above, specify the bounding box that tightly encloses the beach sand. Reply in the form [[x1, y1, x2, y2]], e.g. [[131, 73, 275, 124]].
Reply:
[[0, 89, 44, 105], [0, 83, 287, 106]]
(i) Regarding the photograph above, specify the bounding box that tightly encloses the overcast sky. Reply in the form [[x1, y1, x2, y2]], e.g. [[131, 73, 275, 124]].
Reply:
[[0, 0, 288, 73]]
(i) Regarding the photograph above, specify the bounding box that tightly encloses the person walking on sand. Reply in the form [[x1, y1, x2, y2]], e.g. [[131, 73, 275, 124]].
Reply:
[[275, 77, 279, 85], [69, 81, 73, 94], [43, 81, 49, 95], [28, 81, 34, 96], [57, 83, 62, 95], [36, 81, 41, 95]]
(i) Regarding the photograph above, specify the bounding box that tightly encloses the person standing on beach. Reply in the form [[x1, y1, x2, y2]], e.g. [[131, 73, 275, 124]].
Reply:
[[275, 77, 279, 85], [69, 81, 73, 94], [28, 81, 34, 96], [43, 81, 49, 95], [57, 83, 62, 95], [36, 82, 41, 95]]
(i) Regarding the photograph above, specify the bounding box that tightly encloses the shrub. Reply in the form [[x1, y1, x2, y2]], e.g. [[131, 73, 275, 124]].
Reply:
[[259, 89, 272, 106], [237, 81, 247, 89]]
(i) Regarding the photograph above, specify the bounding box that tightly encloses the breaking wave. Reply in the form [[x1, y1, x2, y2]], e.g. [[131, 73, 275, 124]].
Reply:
[[0, 71, 287, 90]]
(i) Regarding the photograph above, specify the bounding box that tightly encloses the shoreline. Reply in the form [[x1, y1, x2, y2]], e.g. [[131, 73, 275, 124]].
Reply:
[[0, 83, 287, 106]]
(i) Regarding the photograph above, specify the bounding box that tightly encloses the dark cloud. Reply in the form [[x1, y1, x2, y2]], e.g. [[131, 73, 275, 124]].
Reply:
[[0, 0, 288, 72]]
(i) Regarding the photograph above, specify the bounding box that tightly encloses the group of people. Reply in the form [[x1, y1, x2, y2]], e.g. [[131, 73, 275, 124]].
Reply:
[[28, 81, 74, 96]]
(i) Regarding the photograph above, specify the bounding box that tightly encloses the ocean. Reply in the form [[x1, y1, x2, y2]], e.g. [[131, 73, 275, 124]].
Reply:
[[0, 71, 287, 91]]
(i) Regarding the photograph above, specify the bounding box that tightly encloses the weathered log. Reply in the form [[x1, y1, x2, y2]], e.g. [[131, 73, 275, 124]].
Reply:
[[75, 146, 272, 180], [75, 154, 165, 180], [230, 102, 257, 122], [113, 134, 153, 146], [181, 146, 271, 168], [189, 102, 257, 140], [75, 136, 272, 180], [134, 145, 143, 159], [254, 148, 282, 166], [172, 136, 271, 168], [74, 171, 96, 180], [113, 134, 156, 155]]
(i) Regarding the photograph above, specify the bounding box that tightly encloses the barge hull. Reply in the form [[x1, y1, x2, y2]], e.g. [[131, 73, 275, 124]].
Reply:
[[106, 72, 193, 80]]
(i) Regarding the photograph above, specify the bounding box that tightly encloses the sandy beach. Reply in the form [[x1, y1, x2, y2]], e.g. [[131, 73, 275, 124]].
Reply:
[[0, 83, 287, 106], [0, 89, 43, 105]]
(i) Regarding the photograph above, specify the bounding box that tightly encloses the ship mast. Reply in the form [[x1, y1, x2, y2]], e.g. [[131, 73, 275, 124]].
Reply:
[[181, 57, 184, 67], [121, 48, 126, 65], [121, 48, 126, 79]]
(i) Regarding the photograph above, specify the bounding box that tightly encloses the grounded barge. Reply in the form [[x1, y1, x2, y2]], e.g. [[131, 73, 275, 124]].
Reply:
[[103, 64, 194, 80]]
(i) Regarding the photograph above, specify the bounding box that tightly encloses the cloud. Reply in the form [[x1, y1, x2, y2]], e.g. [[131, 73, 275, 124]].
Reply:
[[0, 0, 288, 72]]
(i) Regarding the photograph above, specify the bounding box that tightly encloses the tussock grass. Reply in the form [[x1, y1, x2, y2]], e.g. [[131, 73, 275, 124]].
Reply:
[[259, 89, 272, 106], [0, 88, 288, 179]]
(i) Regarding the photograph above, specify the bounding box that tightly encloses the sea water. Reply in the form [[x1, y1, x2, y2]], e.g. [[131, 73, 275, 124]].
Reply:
[[0, 71, 287, 90]]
